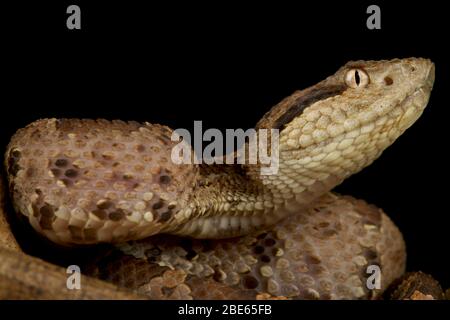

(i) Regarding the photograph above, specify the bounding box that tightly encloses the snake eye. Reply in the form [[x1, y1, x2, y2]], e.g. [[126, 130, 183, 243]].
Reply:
[[345, 68, 369, 89]]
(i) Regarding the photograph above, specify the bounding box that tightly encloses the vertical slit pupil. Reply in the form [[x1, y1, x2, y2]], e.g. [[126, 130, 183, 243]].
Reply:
[[355, 70, 361, 86]]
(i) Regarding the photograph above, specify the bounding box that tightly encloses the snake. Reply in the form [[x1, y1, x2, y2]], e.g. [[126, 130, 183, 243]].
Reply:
[[1, 57, 435, 299]]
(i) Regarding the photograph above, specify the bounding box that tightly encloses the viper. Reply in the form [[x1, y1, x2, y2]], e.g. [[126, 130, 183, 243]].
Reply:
[[1, 58, 435, 299]]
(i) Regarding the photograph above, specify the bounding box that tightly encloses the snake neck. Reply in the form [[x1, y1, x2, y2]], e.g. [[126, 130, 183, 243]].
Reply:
[[167, 158, 344, 238]]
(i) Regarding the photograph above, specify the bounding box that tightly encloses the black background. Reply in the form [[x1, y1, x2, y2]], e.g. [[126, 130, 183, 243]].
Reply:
[[2, 1, 449, 290]]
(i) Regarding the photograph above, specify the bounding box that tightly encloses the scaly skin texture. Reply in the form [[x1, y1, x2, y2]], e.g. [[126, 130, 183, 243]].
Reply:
[[0, 246, 145, 299], [0, 178, 20, 251], [4, 58, 434, 244], [85, 194, 406, 299], [385, 272, 445, 300], [2, 58, 435, 299]]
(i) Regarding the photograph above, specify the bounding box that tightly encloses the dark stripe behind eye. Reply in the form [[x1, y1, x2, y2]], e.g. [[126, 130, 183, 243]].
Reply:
[[273, 85, 347, 129]]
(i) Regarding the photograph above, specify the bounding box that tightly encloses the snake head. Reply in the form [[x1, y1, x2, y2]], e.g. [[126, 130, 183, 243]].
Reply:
[[255, 58, 435, 206], [337, 57, 435, 132]]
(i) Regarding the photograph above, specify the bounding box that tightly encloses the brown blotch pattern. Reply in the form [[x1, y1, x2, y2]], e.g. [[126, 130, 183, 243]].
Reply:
[[5, 118, 198, 245], [7, 149, 22, 177], [243, 276, 259, 289], [55, 159, 68, 167], [83, 195, 405, 299], [109, 209, 125, 221], [49, 158, 81, 187], [92, 209, 107, 220]]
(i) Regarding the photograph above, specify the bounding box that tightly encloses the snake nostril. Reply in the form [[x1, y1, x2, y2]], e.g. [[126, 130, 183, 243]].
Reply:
[[384, 76, 394, 86]]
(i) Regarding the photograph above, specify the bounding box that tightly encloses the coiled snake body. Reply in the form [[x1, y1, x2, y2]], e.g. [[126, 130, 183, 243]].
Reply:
[[3, 58, 435, 299]]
